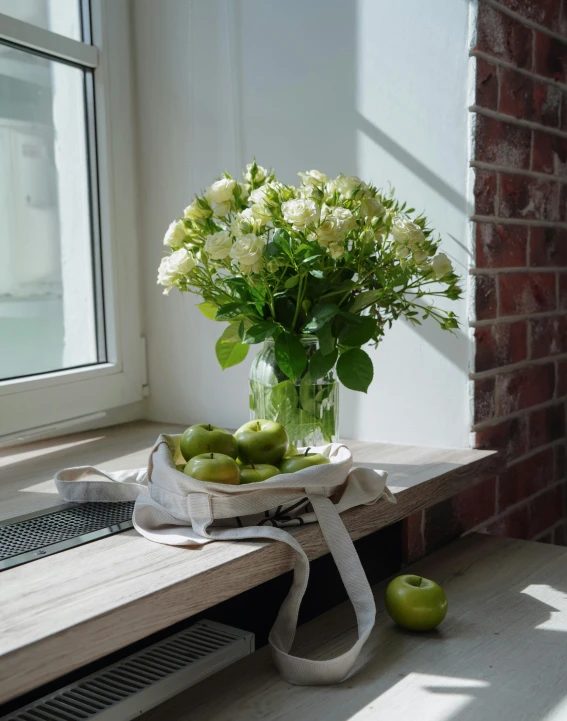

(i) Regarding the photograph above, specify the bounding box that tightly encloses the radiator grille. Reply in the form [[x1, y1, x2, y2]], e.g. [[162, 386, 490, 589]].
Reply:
[[2, 621, 254, 721], [0, 502, 135, 570]]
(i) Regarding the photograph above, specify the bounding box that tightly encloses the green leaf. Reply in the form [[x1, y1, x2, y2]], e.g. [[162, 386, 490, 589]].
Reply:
[[270, 379, 298, 405], [349, 290, 382, 314], [215, 302, 245, 321], [277, 408, 318, 440], [197, 301, 218, 320], [309, 348, 338, 379], [338, 316, 377, 347], [299, 374, 317, 415], [215, 325, 249, 369], [284, 276, 300, 289], [321, 408, 336, 441], [309, 269, 324, 279], [274, 331, 307, 381], [316, 322, 335, 356], [303, 302, 340, 333], [243, 321, 280, 344], [336, 348, 374, 393]]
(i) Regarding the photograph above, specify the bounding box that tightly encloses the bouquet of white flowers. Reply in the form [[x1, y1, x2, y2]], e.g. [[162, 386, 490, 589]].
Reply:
[[158, 161, 460, 399]]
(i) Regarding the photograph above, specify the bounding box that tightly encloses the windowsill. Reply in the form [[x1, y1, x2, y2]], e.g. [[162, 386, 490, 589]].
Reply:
[[0, 421, 501, 703]]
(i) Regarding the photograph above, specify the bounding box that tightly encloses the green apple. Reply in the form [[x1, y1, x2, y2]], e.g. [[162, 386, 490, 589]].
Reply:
[[240, 463, 281, 484], [234, 419, 289, 466], [279, 448, 330, 473], [385, 575, 448, 631], [184, 452, 240, 485], [180, 423, 238, 461]]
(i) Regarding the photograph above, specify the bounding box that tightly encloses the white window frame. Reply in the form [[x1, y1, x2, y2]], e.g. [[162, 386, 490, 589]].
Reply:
[[0, 0, 145, 439]]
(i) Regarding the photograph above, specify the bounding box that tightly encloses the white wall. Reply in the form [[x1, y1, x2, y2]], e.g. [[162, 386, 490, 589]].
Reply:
[[133, 0, 472, 448]]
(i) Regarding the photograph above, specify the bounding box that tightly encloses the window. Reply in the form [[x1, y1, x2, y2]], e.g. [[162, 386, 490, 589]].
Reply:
[[0, 1, 144, 439]]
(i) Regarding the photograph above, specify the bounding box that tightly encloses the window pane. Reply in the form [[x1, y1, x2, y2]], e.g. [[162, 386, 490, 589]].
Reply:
[[0, 0, 82, 42], [0, 43, 101, 380]]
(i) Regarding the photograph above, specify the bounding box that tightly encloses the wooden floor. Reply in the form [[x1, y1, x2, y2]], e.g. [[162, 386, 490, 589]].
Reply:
[[141, 534, 567, 721], [0, 421, 500, 703]]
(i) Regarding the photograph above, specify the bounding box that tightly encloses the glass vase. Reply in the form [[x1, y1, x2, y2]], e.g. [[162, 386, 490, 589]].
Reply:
[[249, 336, 339, 448]]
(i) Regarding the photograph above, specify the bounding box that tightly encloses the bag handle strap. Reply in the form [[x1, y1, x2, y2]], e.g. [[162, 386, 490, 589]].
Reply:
[[203, 492, 375, 686], [54, 466, 148, 503]]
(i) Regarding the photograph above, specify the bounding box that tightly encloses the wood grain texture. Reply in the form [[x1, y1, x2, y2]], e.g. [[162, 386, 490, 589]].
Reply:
[[140, 534, 567, 721], [0, 421, 501, 703]]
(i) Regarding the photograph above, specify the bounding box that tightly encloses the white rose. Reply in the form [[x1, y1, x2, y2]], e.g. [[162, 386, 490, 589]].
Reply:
[[205, 177, 237, 204], [328, 242, 345, 259], [412, 248, 429, 265], [432, 252, 454, 279], [240, 259, 262, 275], [282, 198, 320, 229], [204, 230, 232, 260], [315, 215, 344, 247], [184, 199, 211, 220], [331, 206, 357, 232], [239, 182, 250, 200], [169, 247, 197, 274], [395, 244, 411, 259], [210, 201, 231, 217], [244, 162, 268, 184], [249, 186, 270, 206], [360, 196, 384, 220], [298, 169, 329, 187], [229, 233, 265, 268], [329, 174, 366, 199], [163, 219, 187, 247], [391, 215, 425, 249], [157, 249, 197, 294]]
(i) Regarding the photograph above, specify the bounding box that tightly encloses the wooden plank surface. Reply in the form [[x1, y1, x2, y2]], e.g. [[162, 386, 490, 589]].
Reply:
[[0, 421, 500, 703], [141, 534, 567, 721]]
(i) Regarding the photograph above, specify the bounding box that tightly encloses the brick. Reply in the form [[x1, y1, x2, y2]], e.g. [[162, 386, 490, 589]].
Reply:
[[532, 81, 562, 128], [476, 3, 532, 68], [555, 442, 566, 480], [530, 316, 567, 358], [498, 67, 534, 119], [561, 184, 567, 221], [528, 483, 565, 537], [534, 32, 567, 84], [476, 57, 499, 110], [475, 416, 529, 461], [474, 170, 497, 216], [484, 504, 530, 539], [499, 174, 560, 221], [560, 273, 567, 310], [532, 131, 567, 175], [496, 363, 556, 415], [529, 226, 567, 266], [499, 449, 555, 512], [475, 274, 498, 320], [497, 0, 560, 30], [453, 477, 497, 529], [529, 403, 566, 449], [475, 377, 496, 424], [474, 115, 531, 169], [499, 272, 557, 315], [402, 511, 424, 565], [557, 360, 567, 396], [475, 321, 528, 372], [554, 523, 567, 545], [476, 223, 528, 268]]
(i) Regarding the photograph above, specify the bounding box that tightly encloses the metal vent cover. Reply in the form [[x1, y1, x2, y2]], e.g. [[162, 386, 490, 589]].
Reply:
[[0, 502, 135, 571], [2, 621, 254, 721]]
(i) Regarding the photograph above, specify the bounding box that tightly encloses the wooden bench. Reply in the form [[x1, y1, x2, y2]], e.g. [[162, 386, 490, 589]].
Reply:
[[139, 533, 567, 721]]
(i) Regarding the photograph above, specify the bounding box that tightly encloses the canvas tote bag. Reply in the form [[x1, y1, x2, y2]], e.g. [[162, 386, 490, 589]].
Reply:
[[55, 434, 396, 686]]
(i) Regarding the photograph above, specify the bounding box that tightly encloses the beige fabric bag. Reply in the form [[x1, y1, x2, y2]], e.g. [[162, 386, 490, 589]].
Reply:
[[55, 434, 395, 686]]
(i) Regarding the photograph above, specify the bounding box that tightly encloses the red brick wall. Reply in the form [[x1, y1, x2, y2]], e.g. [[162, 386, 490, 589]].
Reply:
[[404, 0, 567, 563]]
